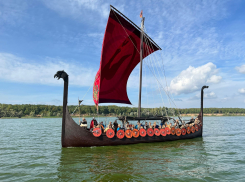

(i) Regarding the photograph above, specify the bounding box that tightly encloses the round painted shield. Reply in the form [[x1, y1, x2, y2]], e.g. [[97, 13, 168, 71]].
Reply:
[[191, 126, 195, 133], [132, 129, 139, 138], [125, 129, 132, 138], [106, 129, 115, 138], [176, 128, 181, 136], [139, 128, 146, 137], [160, 128, 166, 136], [117, 129, 125, 139], [154, 128, 160, 136], [181, 128, 186, 135], [93, 128, 101, 137], [147, 128, 154, 137], [186, 127, 191, 134], [165, 127, 170, 135], [194, 124, 199, 132], [171, 127, 176, 135]]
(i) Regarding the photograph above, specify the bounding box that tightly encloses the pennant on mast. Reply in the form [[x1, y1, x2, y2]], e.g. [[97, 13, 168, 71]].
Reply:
[[140, 10, 143, 18], [93, 6, 160, 106]]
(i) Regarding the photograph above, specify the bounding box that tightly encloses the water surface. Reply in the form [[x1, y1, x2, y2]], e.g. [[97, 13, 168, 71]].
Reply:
[[0, 116, 244, 181]]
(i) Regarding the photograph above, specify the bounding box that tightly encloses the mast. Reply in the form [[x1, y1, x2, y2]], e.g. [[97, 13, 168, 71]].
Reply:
[[138, 14, 145, 118]]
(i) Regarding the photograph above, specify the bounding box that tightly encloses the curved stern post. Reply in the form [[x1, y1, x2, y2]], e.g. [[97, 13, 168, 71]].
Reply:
[[54, 70, 69, 147], [201, 85, 209, 136]]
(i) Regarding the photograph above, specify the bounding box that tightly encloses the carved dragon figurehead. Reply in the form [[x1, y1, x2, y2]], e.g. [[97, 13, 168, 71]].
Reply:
[[54, 70, 68, 82]]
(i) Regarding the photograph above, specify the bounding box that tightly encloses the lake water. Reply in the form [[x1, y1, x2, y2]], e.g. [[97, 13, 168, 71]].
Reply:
[[0, 116, 245, 181]]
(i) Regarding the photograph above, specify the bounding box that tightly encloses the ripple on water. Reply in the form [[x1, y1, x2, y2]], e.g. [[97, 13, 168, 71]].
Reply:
[[0, 117, 244, 181]]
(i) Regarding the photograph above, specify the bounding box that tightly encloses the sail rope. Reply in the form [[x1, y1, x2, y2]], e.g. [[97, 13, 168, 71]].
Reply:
[[143, 31, 172, 108], [143, 30, 181, 119], [143, 34, 182, 119], [72, 74, 101, 115], [111, 10, 181, 119], [143, 35, 169, 118], [159, 51, 182, 117], [113, 12, 171, 118]]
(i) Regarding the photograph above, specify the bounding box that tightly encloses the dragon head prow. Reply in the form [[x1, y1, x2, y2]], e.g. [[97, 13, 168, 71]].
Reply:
[[54, 70, 68, 81]]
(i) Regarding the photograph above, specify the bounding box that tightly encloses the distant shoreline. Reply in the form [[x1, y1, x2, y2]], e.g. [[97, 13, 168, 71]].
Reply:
[[1, 113, 245, 119]]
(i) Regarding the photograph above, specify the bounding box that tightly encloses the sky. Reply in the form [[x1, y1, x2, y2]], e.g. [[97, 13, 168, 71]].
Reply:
[[0, 0, 245, 109]]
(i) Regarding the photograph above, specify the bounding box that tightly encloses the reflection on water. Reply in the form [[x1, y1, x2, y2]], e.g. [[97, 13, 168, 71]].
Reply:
[[1, 117, 245, 181], [57, 138, 207, 181]]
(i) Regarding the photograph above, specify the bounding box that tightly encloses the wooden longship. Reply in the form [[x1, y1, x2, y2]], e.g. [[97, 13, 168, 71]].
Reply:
[[54, 6, 209, 147]]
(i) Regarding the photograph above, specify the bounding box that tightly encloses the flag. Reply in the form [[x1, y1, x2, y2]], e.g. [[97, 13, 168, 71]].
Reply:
[[140, 10, 143, 18]]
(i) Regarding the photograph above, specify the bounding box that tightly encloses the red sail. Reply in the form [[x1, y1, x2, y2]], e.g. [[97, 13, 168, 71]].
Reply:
[[93, 8, 160, 105]]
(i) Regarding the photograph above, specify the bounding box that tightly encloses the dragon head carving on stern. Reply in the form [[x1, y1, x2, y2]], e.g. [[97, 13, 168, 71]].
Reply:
[[54, 70, 68, 82]]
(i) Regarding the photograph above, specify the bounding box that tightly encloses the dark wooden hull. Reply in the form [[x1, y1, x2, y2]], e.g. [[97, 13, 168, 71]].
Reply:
[[55, 70, 207, 148], [62, 106, 202, 147]]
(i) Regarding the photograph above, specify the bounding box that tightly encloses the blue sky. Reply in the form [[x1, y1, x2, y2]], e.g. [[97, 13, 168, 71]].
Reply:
[[0, 0, 245, 109]]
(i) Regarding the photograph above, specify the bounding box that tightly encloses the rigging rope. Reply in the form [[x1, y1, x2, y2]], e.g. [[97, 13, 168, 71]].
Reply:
[[143, 31, 181, 118], [142, 33, 169, 116], [111, 10, 181, 119]]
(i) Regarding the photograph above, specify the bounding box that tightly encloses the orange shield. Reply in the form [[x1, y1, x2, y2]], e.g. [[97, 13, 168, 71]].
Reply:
[[125, 129, 132, 138], [106, 128, 115, 138], [139, 128, 146, 137], [93, 128, 102, 137], [186, 127, 191, 134], [154, 128, 160, 136], [181, 128, 186, 135], [165, 127, 170, 135], [191, 126, 195, 133], [147, 128, 154, 137], [117, 129, 125, 139], [176, 128, 181, 136], [171, 127, 176, 135], [160, 128, 166, 136], [132, 129, 139, 138], [194, 124, 198, 131]]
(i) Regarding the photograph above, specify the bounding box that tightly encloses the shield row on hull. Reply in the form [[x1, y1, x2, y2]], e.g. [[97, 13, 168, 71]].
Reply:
[[62, 106, 202, 147]]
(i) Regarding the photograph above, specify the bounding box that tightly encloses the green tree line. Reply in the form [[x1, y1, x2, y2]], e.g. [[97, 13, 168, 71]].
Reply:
[[0, 103, 244, 118]]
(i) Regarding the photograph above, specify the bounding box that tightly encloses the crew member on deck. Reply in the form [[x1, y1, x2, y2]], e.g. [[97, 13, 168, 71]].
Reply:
[[113, 120, 118, 133], [144, 122, 149, 129], [80, 118, 87, 129], [117, 124, 122, 131], [190, 117, 195, 123], [90, 117, 98, 129]]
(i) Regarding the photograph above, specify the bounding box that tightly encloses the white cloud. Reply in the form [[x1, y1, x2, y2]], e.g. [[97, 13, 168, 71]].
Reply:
[[0, 53, 97, 87], [189, 91, 217, 100], [205, 92, 217, 99], [169, 62, 221, 95], [188, 93, 199, 100], [235, 65, 245, 74], [238, 88, 245, 94], [207, 75, 222, 84]]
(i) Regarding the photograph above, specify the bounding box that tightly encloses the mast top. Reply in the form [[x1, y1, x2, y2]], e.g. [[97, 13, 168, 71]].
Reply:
[[110, 5, 161, 50]]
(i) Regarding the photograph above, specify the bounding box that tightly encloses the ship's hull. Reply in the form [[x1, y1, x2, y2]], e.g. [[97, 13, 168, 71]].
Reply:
[[62, 106, 202, 147]]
